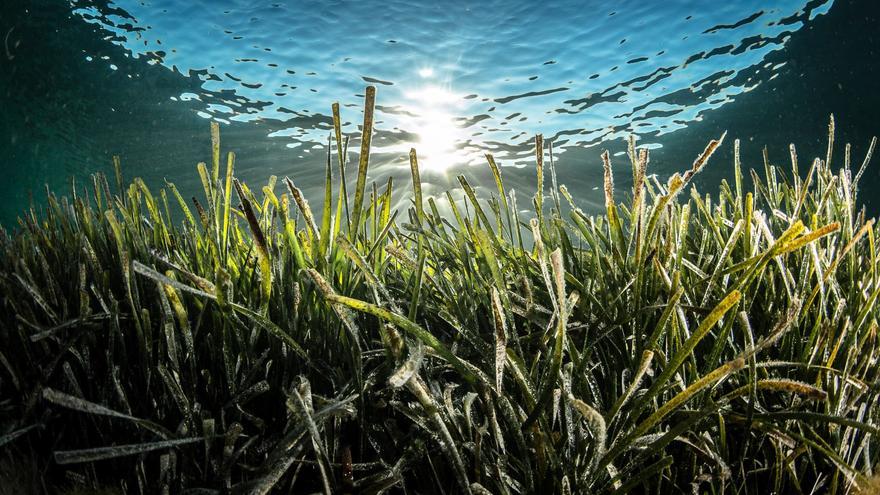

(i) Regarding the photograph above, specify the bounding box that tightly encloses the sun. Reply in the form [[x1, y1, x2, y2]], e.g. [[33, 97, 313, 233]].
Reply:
[[402, 84, 468, 173]]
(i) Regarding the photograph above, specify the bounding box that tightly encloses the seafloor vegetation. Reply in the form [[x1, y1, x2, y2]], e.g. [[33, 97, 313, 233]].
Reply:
[[1, 86, 879, 494]]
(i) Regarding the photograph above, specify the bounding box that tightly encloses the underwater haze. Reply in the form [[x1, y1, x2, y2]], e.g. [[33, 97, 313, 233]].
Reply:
[[1, 0, 879, 225]]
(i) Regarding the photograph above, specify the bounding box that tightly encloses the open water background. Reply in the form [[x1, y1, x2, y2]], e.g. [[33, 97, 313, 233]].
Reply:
[[1, 0, 878, 225]]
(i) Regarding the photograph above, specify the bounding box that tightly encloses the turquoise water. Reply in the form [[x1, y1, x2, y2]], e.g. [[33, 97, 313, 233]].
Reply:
[[2, 0, 878, 224]]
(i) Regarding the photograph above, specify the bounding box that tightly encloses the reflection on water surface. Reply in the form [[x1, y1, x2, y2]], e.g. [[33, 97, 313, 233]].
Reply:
[[3, 0, 880, 222]]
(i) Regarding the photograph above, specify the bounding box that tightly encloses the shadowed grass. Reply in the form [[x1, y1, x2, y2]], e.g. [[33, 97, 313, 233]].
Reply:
[[1, 87, 879, 494]]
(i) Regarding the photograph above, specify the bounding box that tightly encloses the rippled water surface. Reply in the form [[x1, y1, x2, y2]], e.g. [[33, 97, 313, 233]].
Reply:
[[2, 0, 879, 223]]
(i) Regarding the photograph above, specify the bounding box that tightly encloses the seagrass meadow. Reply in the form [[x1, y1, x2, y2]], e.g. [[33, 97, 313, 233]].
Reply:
[[1, 86, 880, 494]]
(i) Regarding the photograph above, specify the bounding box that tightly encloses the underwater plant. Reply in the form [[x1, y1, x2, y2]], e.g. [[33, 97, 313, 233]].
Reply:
[[0, 86, 878, 494]]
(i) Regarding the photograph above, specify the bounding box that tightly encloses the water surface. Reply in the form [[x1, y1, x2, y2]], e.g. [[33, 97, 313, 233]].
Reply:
[[2, 0, 878, 224]]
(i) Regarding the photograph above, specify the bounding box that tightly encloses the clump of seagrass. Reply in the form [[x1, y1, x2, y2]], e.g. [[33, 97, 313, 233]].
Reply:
[[1, 86, 879, 495]]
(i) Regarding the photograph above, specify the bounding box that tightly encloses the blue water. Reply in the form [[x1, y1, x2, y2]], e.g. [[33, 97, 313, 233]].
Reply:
[[2, 0, 878, 224]]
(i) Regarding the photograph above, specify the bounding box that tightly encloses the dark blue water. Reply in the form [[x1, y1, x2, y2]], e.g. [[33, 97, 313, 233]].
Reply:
[[2, 0, 878, 225]]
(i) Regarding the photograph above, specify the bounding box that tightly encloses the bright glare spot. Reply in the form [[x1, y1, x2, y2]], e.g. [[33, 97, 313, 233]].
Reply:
[[405, 85, 460, 105], [400, 85, 469, 173], [418, 67, 434, 78], [410, 110, 461, 172]]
